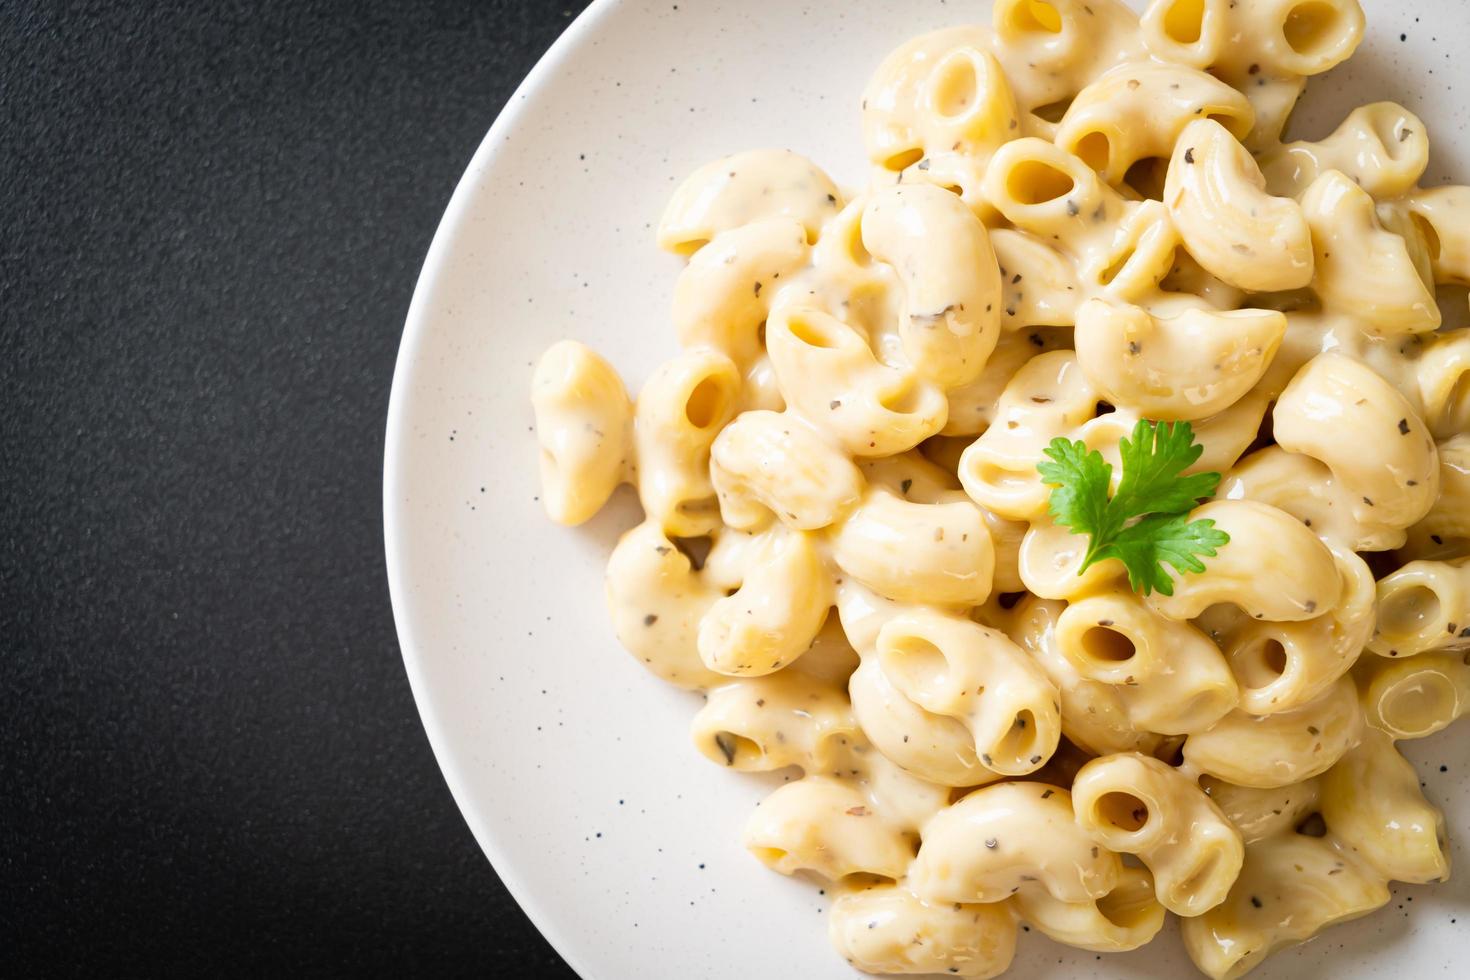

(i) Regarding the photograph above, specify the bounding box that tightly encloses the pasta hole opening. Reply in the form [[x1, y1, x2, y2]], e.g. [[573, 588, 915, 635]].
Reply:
[[878, 380, 928, 416], [1295, 811, 1328, 838], [1378, 584, 1443, 638], [1096, 791, 1151, 833], [1282, 2, 1348, 58], [932, 53, 980, 118], [1031, 95, 1075, 125], [670, 534, 714, 571], [1162, 0, 1207, 45], [1233, 637, 1289, 691], [711, 731, 762, 766], [883, 148, 925, 172], [786, 314, 841, 349], [671, 237, 708, 257], [1073, 131, 1112, 175], [1094, 400, 1116, 417], [1204, 109, 1253, 142], [1010, 0, 1064, 34], [751, 847, 788, 866], [1378, 673, 1457, 737], [941, 183, 964, 196], [1081, 626, 1137, 664], [1412, 213, 1443, 263], [882, 635, 952, 704], [1097, 879, 1156, 929], [685, 375, 732, 429], [1123, 156, 1169, 201], [1006, 159, 1076, 205], [1173, 848, 1225, 904], [1098, 246, 1137, 287], [1154, 737, 1186, 768], [992, 710, 1041, 768]]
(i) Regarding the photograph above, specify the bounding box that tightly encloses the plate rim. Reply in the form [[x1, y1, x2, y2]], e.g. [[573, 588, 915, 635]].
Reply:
[[381, 3, 618, 977]]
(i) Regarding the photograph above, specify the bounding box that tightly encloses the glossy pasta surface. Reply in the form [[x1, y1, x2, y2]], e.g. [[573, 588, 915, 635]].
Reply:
[[529, 2, 1469, 976]]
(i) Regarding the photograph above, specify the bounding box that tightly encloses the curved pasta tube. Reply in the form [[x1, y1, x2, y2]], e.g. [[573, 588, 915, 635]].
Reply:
[[1320, 730, 1450, 884], [1164, 118, 1313, 291], [1357, 651, 1470, 740], [877, 612, 1061, 776], [657, 149, 842, 255], [1187, 385, 1273, 477], [988, 231, 1081, 332], [765, 307, 949, 457], [987, 1, 1147, 123], [1400, 435, 1470, 562], [743, 776, 917, 881], [1012, 863, 1165, 952], [1260, 102, 1428, 200], [1055, 61, 1253, 186], [709, 410, 864, 531], [531, 340, 633, 525], [862, 185, 1003, 388], [957, 350, 1101, 521], [1221, 446, 1405, 552], [1200, 775, 1321, 845], [1181, 833, 1387, 980], [981, 507, 1029, 595], [1139, 0, 1231, 69], [604, 520, 725, 690], [1074, 299, 1285, 421], [828, 884, 1018, 979], [697, 528, 832, 676], [1072, 754, 1243, 916], [634, 349, 740, 536], [832, 489, 996, 606], [860, 449, 960, 503], [861, 27, 1020, 173], [1004, 595, 1163, 758], [1416, 329, 1470, 440], [849, 656, 1000, 788], [1218, 540, 1375, 714], [1299, 171, 1439, 337], [1146, 500, 1342, 623], [910, 782, 1121, 905], [1404, 184, 1470, 285], [670, 217, 810, 369], [691, 671, 857, 772], [1274, 353, 1440, 530], [980, 138, 1114, 242], [1184, 675, 1364, 788], [1016, 514, 1127, 601], [1368, 558, 1470, 659]]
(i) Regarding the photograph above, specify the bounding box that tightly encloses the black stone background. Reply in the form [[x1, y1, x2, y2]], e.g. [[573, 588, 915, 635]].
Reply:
[[2, 1, 593, 975]]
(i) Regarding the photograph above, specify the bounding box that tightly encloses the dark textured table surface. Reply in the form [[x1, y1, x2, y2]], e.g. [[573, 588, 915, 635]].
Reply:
[[3, 1, 590, 975]]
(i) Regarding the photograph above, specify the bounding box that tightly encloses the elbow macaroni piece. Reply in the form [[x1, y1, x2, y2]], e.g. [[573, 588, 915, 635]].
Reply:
[[910, 782, 1121, 905], [828, 884, 1018, 979], [709, 410, 864, 531], [862, 185, 1003, 388], [1273, 352, 1440, 531], [1012, 862, 1165, 952], [1399, 435, 1470, 562], [1299, 171, 1440, 337], [1357, 650, 1470, 740], [744, 775, 917, 881], [1368, 558, 1470, 659], [531, 340, 634, 525], [832, 489, 996, 606], [1072, 752, 1244, 916], [691, 669, 857, 772], [1073, 298, 1285, 421], [1260, 102, 1428, 200], [697, 526, 832, 676], [1146, 499, 1342, 623], [1221, 445, 1406, 552], [1416, 329, 1470, 440], [1404, 184, 1470, 285], [1164, 118, 1313, 292], [1183, 675, 1364, 787], [657, 149, 842, 255], [876, 612, 1061, 776], [634, 348, 741, 536]]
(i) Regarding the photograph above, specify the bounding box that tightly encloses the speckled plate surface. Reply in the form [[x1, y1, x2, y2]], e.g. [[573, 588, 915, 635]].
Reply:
[[384, 2, 1470, 976]]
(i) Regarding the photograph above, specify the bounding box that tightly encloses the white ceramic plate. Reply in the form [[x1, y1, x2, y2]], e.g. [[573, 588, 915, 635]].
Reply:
[[385, 2, 1470, 976]]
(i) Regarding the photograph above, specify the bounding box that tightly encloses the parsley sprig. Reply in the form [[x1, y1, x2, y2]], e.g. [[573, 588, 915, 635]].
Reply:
[[1037, 419, 1229, 596]]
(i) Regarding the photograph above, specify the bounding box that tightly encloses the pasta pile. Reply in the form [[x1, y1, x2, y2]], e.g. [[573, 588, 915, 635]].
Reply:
[[530, 1, 1470, 977]]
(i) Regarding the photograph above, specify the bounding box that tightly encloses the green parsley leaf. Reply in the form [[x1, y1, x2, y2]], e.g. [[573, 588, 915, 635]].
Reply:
[[1037, 419, 1229, 596]]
